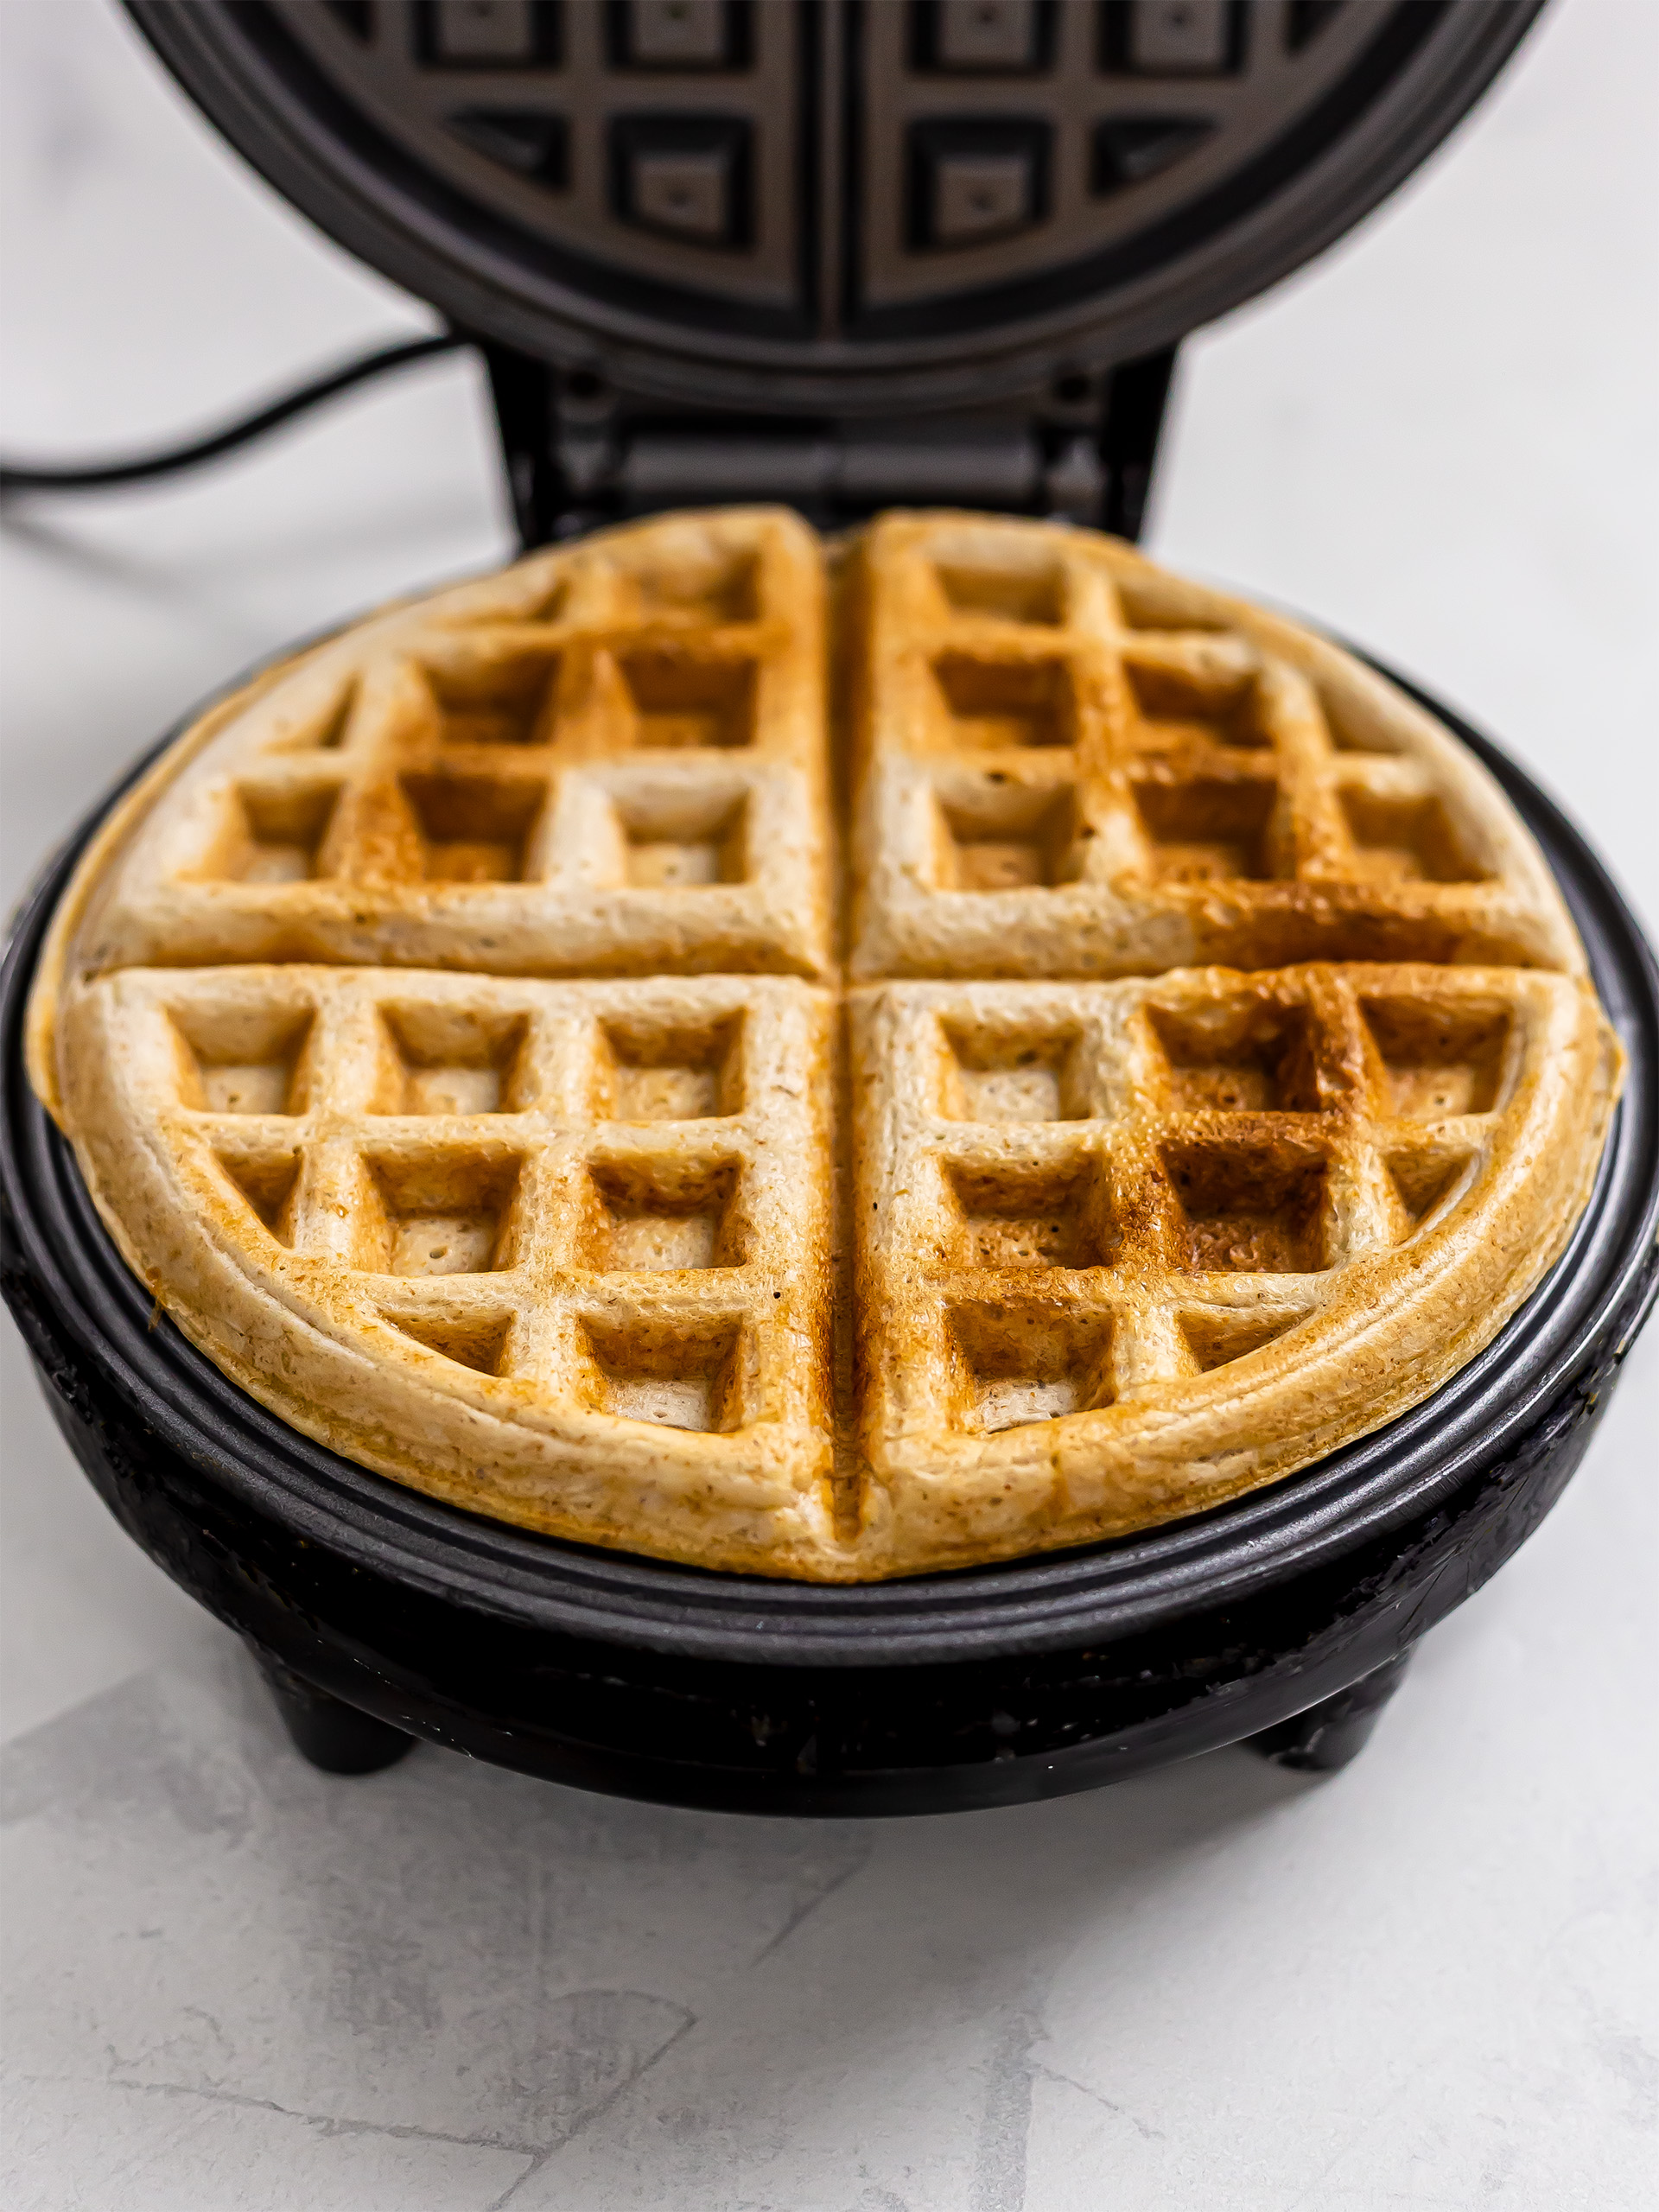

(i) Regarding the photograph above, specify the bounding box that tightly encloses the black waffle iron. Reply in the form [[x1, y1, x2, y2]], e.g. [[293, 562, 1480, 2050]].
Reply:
[[3, 0, 1655, 1815]]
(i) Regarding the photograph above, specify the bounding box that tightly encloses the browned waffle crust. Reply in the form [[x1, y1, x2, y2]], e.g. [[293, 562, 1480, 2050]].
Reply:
[[29, 511, 1622, 1580]]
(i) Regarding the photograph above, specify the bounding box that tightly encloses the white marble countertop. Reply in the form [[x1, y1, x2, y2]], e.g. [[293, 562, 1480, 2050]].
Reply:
[[2, 3, 1655, 2207]]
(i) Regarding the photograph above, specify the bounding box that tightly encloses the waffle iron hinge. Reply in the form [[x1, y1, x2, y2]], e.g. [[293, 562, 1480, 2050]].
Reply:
[[476, 339, 1178, 550]]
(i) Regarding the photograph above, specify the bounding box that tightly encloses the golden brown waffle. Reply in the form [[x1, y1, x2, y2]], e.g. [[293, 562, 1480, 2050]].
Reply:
[[63, 508, 830, 983], [55, 965, 839, 1574], [853, 965, 1614, 1568], [849, 513, 1580, 981], [30, 510, 1621, 1580]]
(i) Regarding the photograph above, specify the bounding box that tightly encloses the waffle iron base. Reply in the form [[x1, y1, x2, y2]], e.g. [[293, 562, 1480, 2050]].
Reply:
[[3, 657, 1655, 1817]]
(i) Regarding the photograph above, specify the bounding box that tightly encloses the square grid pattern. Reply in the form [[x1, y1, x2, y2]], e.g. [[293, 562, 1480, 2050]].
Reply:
[[291, 2, 1381, 331], [292, 0, 803, 310], [138, 968, 831, 1443], [856, 0, 1375, 311], [851, 514, 1554, 980], [856, 965, 1545, 1448], [113, 512, 830, 980]]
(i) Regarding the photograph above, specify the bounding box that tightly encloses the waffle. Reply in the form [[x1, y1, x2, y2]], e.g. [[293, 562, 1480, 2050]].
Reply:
[[849, 513, 1580, 981], [853, 964, 1614, 1567], [53, 965, 839, 1574], [59, 507, 830, 984], [30, 509, 1622, 1580]]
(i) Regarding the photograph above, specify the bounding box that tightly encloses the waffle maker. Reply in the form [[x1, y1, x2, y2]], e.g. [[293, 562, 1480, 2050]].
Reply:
[[3, 0, 1656, 1814]]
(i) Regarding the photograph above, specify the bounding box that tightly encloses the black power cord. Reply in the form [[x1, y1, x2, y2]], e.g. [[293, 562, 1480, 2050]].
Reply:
[[0, 332, 467, 497]]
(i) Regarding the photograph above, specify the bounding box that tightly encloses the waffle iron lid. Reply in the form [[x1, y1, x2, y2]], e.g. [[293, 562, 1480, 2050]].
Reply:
[[124, 2, 1546, 416]]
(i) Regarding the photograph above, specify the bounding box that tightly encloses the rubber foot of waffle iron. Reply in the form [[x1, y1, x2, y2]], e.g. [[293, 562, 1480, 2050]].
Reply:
[[250, 1648, 416, 1776], [1244, 1651, 1414, 1774]]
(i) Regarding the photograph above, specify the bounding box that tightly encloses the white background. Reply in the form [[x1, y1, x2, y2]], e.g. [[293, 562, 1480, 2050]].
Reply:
[[2, 3, 1655, 2207]]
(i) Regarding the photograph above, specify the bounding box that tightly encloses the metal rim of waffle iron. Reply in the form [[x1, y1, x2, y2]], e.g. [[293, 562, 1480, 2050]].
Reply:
[[3, 651, 1653, 1738]]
